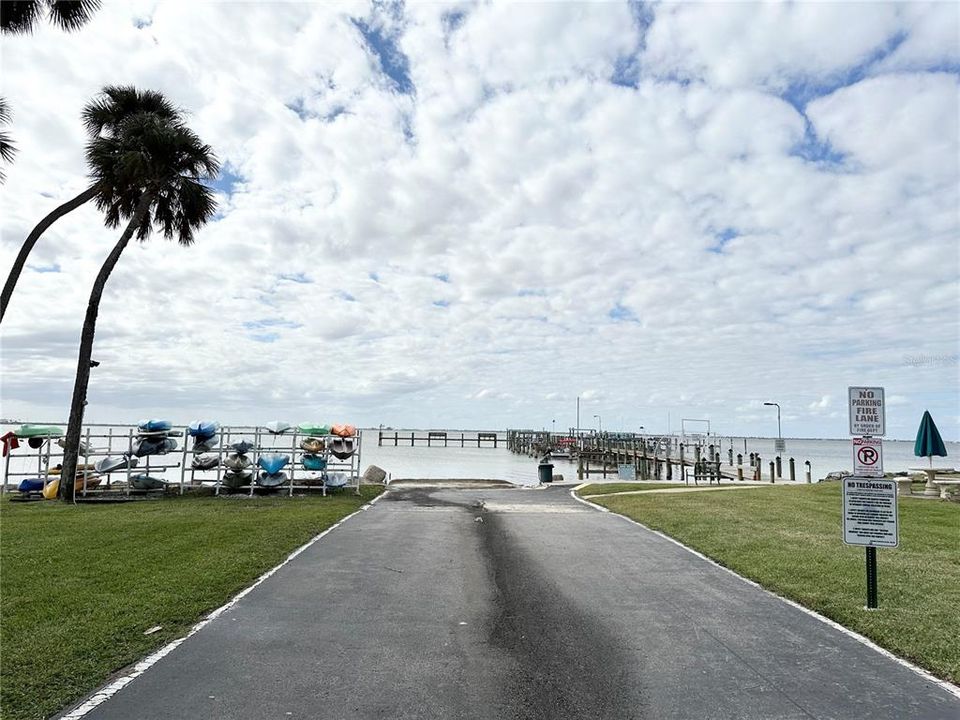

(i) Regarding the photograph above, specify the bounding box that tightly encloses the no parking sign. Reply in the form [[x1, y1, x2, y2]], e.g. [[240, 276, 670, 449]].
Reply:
[[852, 437, 883, 478]]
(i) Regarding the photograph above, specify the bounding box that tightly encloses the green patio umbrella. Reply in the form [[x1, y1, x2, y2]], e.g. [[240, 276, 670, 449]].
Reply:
[[914, 410, 947, 467]]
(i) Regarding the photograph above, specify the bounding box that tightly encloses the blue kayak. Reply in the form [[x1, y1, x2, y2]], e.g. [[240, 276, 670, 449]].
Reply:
[[187, 420, 218, 440], [17, 478, 45, 493], [302, 454, 327, 471], [138, 419, 172, 433], [257, 454, 289, 475]]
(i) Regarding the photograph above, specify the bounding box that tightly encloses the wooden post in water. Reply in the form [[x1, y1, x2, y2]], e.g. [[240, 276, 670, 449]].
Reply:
[[679, 443, 685, 484], [737, 453, 743, 466], [737, 466, 744, 481], [776, 456, 782, 478], [805, 461, 812, 483], [578, 455, 584, 481], [715, 456, 721, 484], [755, 455, 762, 481], [769, 461, 776, 483], [728, 447, 733, 466], [789, 458, 796, 482]]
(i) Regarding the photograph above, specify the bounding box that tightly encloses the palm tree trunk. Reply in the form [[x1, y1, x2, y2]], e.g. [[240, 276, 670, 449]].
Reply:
[[59, 193, 153, 500], [0, 184, 99, 324]]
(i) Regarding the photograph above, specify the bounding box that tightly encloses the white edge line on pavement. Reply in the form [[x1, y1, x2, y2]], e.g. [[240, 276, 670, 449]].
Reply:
[[569, 489, 960, 700], [59, 491, 387, 720]]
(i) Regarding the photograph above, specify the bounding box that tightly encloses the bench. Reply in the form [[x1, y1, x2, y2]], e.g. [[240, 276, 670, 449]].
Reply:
[[932, 479, 960, 500]]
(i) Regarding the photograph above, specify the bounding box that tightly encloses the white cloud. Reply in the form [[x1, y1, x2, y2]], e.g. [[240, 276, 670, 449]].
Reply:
[[0, 1, 957, 440]]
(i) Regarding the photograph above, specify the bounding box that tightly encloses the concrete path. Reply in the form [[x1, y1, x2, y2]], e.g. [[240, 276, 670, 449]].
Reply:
[[70, 485, 959, 720]]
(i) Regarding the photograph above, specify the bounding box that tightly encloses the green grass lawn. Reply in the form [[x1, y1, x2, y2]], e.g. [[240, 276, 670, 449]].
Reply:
[[580, 484, 960, 684], [0, 487, 383, 720], [577, 482, 695, 496]]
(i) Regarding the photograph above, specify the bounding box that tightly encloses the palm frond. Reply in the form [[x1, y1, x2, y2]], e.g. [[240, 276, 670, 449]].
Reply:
[[84, 107, 219, 242], [1, 2, 42, 35], [81, 85, 181, 138], [47, 0, 101, 32]]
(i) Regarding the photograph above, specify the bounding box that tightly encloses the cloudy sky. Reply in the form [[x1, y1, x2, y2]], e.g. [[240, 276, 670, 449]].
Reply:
[[1, 1, 957, 439]]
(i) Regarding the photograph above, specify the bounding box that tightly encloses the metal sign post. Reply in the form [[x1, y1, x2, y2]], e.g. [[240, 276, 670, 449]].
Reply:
[[846, 386, 892, 609]]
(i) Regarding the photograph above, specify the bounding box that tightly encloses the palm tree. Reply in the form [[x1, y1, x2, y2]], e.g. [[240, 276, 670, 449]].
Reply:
[[0, 98, 14, 181], [0, 86, 180, 323], [58, 114, 219, 499], [1, 0, 101, 34]]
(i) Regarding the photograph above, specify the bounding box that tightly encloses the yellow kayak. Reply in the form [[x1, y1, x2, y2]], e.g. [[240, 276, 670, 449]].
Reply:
[[42, 475, 102, 499]]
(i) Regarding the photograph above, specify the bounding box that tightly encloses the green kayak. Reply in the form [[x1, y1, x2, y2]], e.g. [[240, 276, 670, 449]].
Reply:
[[297, 423, 330, 436], [15, 425, 64, 438]]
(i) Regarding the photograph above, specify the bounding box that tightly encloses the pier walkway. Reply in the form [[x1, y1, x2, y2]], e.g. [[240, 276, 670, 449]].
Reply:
[[70, 484, 958, 720]]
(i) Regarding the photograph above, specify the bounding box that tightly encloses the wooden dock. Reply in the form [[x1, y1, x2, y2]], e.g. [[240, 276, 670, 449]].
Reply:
[[377, 429, 501, 448], [506, 430, 812, 484]]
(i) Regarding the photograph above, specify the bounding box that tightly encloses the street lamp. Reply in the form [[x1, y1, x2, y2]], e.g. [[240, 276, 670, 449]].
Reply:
[[593, 414, 602, 433], [763, 402, 782, 450], [551, 419, 556, 435]]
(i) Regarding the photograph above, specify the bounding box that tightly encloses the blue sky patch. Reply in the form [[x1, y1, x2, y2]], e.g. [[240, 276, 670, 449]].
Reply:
[[351, 17, 415, 95], [278, 272, 313, 284], [608, 303, 639, 322], [249, 332, 280, 343], [433, 273, 450, 283], [790, 126, 848, 168], [338, 291, 357, 302], [210, 163, 244, 196], [369, 271, 381, 282], [28, 262, 61, 273], [432, 299, 450, 308], [708, 227, 739, 254], [611, 0, 655, 88], [243, 318, 302, 330]]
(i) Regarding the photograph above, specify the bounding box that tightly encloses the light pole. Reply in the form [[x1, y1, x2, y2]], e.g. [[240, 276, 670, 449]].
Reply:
[[576, 396, 580, 433], [763, 402, 782, 448], [552, 419, 556, 435], [593, 414, 602, 434]]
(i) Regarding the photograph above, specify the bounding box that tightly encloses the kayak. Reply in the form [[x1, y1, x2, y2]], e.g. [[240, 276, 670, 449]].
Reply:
[[264, 421, 291, 434], [187, 421, 218, 440], [257, 470, 287, 487], [324, 472, 349, 489], [300, 437, 325, 453], [191, 454, 220, 470], [17, 478, 45, 493], [257, 454, 289, 475], [95, 456, 139, 473], [330, 437, 355, 460], [193, 438, 218, 453], [42, 475, 102, 499], [302, 454, 327, 471], [331, 424, 357, 438], [297, 423, 330, 436], [221, 469, 252, 490], [132, 437, 178, 457], [56, 438, 95, 455], [224, 453, 252, 471], [15, 425, 64, 438], [231, 440, 255, 454], [129, 474, 165, 490], [47, 463, 96, 475], [138, 419, 172, 433]]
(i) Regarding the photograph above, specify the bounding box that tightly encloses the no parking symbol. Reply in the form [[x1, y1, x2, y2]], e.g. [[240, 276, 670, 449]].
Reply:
[[853, 437, 883, 477]]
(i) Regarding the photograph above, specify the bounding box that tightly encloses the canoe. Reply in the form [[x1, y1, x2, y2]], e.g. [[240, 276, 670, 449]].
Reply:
[[302, 454, 327, 471], [193, 438, 218, 453], [42, 475, 102, 499], [15, 425, 63, 438], [257, 453, 289, 475], [297, 423, 330, 436], [221, 470, 252, 490], [187, 421, 218, 440], [95, 456, 139, 473], [331, 424, 357, 438], [138, 419, 172, 433], [256, 470, 287, 488], [300, 437, 325, 453], [330, 437, 355, 460], [264, 421, 291, 434], [129, 474, 165, 490]]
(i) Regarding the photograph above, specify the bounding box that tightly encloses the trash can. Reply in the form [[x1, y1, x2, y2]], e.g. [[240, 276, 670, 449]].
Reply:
[[538, 462, 554, 484]]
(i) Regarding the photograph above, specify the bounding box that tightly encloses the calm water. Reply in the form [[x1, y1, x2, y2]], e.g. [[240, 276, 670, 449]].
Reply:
[[2, 424, 957, 489]]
